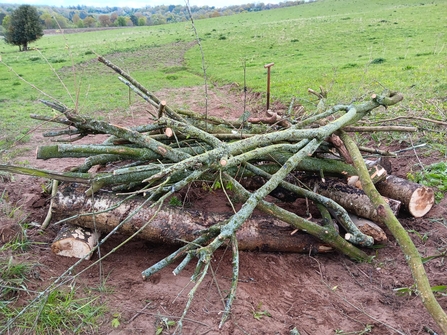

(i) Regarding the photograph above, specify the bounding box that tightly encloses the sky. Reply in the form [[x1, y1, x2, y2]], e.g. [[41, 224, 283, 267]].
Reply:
[[0, 0, 286, 8]]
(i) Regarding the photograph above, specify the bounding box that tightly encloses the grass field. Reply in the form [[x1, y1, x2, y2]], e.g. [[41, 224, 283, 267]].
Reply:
[[0, 0, 446, 151]]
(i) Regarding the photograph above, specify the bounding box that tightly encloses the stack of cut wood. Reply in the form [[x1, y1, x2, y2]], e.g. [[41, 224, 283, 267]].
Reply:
[[0, 56, 434, 261]]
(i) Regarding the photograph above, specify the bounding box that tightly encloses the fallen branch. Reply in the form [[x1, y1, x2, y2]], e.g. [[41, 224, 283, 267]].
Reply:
[[340, 130, 447, 333], [51, 183, 333, 254]]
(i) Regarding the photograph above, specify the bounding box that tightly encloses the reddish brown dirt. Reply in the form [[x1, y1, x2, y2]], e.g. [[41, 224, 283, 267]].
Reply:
[[1, 86, 447, 335]]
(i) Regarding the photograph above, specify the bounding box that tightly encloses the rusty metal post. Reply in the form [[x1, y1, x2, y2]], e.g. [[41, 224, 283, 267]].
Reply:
[[264, 62, 274, 110]]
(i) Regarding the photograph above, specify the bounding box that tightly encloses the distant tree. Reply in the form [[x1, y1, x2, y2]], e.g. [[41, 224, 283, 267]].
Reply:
[[72, 13, 80, 25], [0, 12, 6, 26], [78, 10, 88, 20], [110, 12, 118, 24], [116, 16, 127, 26], [82, 16, 96, 28], [98, 14, 112, 27], [4, 5, 43, 51], [151, 13, 165, 25], [129, 14, 138, 26], [137, 17, 146, 26], [53, 14, 68, 28], [40, 12, 54, 29], [1, 14, 10, 29]]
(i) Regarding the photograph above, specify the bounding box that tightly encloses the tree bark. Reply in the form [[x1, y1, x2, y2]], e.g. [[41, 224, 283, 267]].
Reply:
[[311, 178, 401, 223], [51, 184, 333, 254]]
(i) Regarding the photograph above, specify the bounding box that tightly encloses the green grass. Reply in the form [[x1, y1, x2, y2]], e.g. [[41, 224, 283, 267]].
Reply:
[[408, 161, 447, 203], [185, 0, 446, 105], [1, 0, 445, 151], [0, 284, 106, 334], [0, 256, 32, 303]]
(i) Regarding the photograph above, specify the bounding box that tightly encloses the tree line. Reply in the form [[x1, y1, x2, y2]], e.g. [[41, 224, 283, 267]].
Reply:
[[0, 1, 313, 30]]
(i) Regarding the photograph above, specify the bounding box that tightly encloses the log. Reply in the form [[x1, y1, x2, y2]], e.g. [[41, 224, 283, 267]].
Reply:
[[348, 214, 387, 244], [51, 184, 334, 254], [375, 175, 435, 217], [312, 178, 401, 223], [51, 224, 100, 260]]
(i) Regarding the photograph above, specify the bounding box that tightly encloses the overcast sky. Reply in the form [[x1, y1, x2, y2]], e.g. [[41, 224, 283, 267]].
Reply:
[[1, 0, 285, 8]]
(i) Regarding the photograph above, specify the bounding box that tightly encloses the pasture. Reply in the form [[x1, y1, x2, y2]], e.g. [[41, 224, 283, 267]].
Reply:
[[0, 0, 446, 152]]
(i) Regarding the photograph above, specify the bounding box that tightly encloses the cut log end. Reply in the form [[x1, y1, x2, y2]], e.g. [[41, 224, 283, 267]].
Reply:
[[51, 224, 100, 260], [409, 186, 435, 218], [376, 175, 435, 218]]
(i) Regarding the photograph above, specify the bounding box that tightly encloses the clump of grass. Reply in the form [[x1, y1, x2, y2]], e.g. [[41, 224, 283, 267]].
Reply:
[[169, 195, 182, 207], [370, 58, 386, 64], [0, 256, 32, 302], [48, 57, 66, 63], [408, 161, 447, 203], [1, 285, 106, 334]]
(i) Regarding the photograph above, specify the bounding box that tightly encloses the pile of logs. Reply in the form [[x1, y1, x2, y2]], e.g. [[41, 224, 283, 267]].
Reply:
[[0, 56, 435, 259], [1, 55, 442, 331]]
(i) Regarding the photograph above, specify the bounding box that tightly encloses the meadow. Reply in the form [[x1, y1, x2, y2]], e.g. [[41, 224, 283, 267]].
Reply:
[[0, 0, 446, 151]]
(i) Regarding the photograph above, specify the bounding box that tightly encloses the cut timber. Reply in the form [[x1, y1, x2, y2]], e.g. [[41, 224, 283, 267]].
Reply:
[[375, 175, 435, 218], [51, 224, 100, 259], [348, 214, 387, 244], [347, 162, 388, 188], [375, 175, 435, 217], [51, 184, 333, 254], [313, 178, 401, 224]]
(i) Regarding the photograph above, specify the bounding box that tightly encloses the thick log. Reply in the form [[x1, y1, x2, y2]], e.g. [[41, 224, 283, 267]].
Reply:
[[312, 178, 401, 223], [51, 184, 333, 254], [51, 224, 100, 260], [375, 175, 434, 217]]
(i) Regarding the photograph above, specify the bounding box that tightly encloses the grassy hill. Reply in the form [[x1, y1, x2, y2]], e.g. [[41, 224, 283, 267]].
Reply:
[[0, 0, 445, 152]]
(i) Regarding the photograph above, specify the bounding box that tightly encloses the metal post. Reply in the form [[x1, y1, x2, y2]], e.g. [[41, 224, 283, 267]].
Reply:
[[264, 62, 274, 110]]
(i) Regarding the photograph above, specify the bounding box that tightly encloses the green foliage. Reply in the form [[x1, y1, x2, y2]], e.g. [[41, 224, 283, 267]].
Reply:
[[169, 195, 182, 207], [3, 5, 43, 51], [408, 162, 447, 203], [155, 317, 176, 334], [394, 284, 447, 297], [407, 229, 429, 243], [117, 16, 127, 27], [252, 302, 271, 321], [111, 313, 121, 328]]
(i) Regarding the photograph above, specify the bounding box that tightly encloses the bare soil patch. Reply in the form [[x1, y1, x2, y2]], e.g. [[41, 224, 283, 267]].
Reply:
[[1, 85, 446, 335]]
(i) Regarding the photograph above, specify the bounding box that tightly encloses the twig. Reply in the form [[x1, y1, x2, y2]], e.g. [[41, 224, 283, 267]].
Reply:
[[41, 179, 59, 229], [134, 311, 211, 328], [185, 0, 209, 128], [219, 234, 239, 328], [357, 146, 397, 156], [310, 256, 406, 335], [343, 125, 417, 132], [174, 260, 210, 334], [368, 115, 447, 126], [127, 301, 153, 324]]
